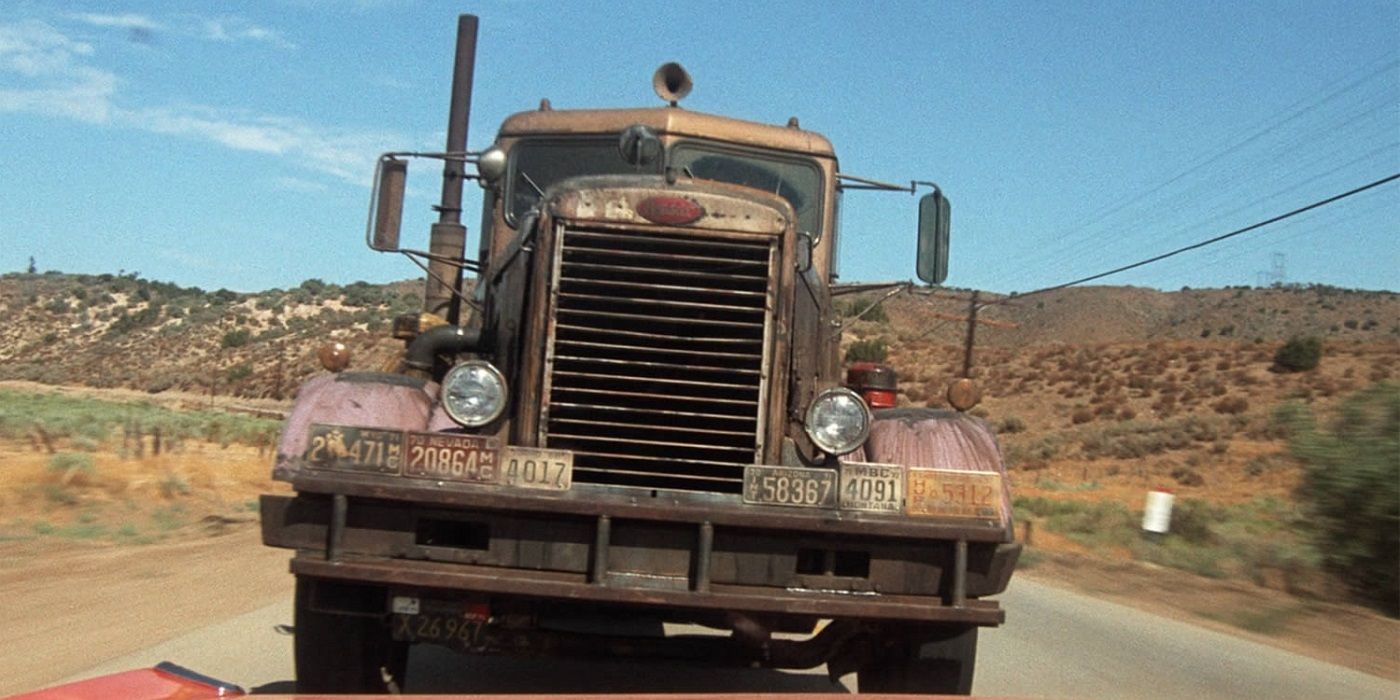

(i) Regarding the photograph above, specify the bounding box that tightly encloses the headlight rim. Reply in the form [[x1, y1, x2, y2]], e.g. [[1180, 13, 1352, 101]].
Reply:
[[804, 386, 872, 456], [440, 360, 508, 428]]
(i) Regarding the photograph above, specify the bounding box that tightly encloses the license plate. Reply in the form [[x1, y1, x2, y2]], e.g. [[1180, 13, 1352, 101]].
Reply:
[[304, 424, 402, 475], [501, 448, 573, 490], [840, 462, 904, 513], [906, 469, 1004, 521], [404, 432, 500, 483], [390, 599, 488, 649], [743, 466, 837, 508]]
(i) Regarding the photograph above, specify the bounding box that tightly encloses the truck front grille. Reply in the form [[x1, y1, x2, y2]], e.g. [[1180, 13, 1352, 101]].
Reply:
[[542, 226, 774, 493]]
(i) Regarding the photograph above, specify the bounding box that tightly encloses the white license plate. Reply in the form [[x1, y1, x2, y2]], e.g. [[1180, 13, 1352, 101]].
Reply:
[[743, 466, 838, 508], [501, 447, 573, 490], [839, 462, 904, 513]]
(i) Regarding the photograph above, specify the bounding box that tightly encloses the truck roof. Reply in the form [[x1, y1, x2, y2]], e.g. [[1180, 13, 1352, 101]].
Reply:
[[497, 107, 836, 159]]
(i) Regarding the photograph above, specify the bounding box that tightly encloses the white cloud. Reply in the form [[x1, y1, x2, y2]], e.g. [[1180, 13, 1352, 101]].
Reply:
[[126, 105, 396, 183], [0, 20, 398, 185], [200, 16, 295, 49], [0, 20, 117, 122], [66, 13, 162, 32], [275, 176, 331, 193]]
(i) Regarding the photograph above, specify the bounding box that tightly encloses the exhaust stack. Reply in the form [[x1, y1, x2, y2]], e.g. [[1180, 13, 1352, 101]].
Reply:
[[425, 14, 479, 321]]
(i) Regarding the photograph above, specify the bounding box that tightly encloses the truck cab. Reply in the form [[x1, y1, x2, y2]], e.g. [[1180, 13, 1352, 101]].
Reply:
[[261, 23, 1017, 696]]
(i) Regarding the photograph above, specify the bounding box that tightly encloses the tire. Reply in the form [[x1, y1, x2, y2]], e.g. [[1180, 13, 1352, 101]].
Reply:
[[857, 625, 977, 695], [294, 577, 409, 694]]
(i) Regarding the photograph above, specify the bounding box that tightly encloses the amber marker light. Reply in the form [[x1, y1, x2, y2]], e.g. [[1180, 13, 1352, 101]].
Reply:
[[317, 341, 351, 373], [947, 378, 981, 412]]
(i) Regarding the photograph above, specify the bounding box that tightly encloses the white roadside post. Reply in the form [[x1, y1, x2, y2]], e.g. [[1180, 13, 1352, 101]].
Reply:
[[1142, 488, 1175, 536]]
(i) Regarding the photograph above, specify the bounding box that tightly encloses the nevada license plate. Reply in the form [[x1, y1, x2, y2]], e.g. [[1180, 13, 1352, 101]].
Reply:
[[839, 462, 904, 513], [743, 466, 837, 508], [906, 469, 1003, 521], [304, 424, 402, 475], [404, 432, 500, 483]]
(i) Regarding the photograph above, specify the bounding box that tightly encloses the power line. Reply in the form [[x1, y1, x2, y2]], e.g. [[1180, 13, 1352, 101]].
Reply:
[[1011, 172, 1400, 300], [1002, 57, 1400, 284]]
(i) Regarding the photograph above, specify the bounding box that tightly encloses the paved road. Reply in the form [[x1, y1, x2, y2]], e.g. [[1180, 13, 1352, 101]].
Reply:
[[63, 578, 1396, 699]]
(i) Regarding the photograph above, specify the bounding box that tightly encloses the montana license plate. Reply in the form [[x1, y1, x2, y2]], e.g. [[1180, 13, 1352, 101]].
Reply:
[[839, 462, 904, 513], [304, 424, 402, 475], [906, 469, 1003, 521], [743, 466, 838, 508]]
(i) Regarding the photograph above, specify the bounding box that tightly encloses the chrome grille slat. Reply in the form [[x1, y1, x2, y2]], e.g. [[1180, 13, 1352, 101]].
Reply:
[[552, 369, 759, 392], [556, 338, 761, 362], [551, 401, 755, 424], [544, 226, 773, 494], [554, 354, 761, 376], [561, 261, 767, 287], [558, 291, 767, 315], [558, 308, 765, 331], [555, 323, 763, 347]]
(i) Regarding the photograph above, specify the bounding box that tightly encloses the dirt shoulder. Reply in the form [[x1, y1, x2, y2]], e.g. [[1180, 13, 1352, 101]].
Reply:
[[1, 527, 1394, 697], [0, 527, 291, 696], [1017, 549, 1400, 681]]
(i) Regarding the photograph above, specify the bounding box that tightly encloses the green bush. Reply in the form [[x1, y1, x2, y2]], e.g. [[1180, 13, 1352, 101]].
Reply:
[[844, 337, 888, 363], [839, 298, 888, 324], [48, 452, 95, 476], [1292, 383, 1399, 615], [221, 329, 252, 348], [1273, 336, 1322, 372]]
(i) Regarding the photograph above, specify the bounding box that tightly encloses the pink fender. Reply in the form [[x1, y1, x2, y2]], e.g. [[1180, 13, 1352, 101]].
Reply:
[[851, 408, 1013, 524], [273, 372, 438, 479]]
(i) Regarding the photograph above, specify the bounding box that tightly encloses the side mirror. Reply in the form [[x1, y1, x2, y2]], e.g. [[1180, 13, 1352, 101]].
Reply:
[[916, 189, 950, 285], [368, 156, 408, 252]]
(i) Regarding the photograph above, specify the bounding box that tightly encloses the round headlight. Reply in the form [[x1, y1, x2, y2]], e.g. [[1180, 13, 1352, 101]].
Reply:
[[804, 387, 872, 455], [441, 361, 508, 427]]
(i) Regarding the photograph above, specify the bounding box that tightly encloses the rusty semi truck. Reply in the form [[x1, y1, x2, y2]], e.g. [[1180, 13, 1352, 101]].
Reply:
[[260, 15, 1018, 695]]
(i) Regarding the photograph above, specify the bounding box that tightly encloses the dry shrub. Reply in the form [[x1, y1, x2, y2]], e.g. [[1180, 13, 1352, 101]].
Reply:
[[1070, 407, 1094, 425], [1117, 406, 1137, 421], [1171, 465, 1205, 487]]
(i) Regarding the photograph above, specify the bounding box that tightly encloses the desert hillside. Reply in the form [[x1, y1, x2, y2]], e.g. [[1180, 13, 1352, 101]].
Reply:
[[2, 271, 1395, 400]]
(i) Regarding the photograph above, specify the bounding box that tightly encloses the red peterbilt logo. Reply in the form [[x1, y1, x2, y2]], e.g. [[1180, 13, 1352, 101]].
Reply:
[[636, 196, 705, 225]]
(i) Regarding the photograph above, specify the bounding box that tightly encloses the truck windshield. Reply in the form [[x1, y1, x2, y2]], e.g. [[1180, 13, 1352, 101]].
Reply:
[[506, 138, 659, 225], [670, 143, 823, 235], [505, 138, 824, 235]]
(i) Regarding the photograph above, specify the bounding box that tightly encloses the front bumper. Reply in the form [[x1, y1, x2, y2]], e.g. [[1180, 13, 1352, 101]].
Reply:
[[262, 475, 1018, 627]]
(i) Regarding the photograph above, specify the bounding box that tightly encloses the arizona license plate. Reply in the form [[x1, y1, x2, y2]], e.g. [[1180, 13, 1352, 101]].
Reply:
[[839, 462, 904, 513], [906, 469, 1003, 520], [304, 424, 402, 475], [404, 432, 500, 483], [743, 466, 838, 508]]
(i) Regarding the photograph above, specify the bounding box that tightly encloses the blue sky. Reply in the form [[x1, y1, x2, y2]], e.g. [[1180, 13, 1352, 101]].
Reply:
[[1, 0, 1396, 294]]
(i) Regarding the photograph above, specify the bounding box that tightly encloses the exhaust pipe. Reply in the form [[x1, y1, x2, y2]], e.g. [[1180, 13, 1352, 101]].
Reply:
[[425, 14, 479, 322]]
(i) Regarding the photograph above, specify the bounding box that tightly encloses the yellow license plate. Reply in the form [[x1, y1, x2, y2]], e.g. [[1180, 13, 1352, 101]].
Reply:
[[906, 469, 1003, 521]]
